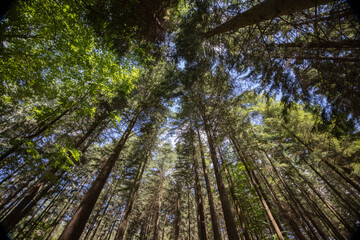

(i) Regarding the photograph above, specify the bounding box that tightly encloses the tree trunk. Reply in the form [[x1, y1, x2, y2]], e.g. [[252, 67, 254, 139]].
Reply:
[[187, 189, 192, 240], [173, 185, 182, 240], [115, 148, 151, 240], [201, 118, 240, 240], [196, 125, 222, 240], [58, 110, 140, 240], [230, 135, 284, 240], [204, 0, 334, 38], [1, 169, 63, 233], [275, 39, 360, 49], [192, 135, 208, 240], [218, 148, 250, 240], [151, 164, 165, 240], [0, 117, 100, 232], [1, 182, 46, 232]]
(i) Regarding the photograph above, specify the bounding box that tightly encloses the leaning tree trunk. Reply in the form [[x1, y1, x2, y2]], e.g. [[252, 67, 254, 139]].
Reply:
[[0, 118, 104, 232], [204, 0, 335, 38], [230, 135, 285, 240], [58, 110, 141, 240]]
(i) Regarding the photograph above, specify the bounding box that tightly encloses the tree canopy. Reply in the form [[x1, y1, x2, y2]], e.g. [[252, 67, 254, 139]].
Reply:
[[0, 0, 359, 239]]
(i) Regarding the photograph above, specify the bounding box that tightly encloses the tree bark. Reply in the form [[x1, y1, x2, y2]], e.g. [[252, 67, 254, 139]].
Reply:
[[196, 125, 222, 240], [201, 118, 240, 240], [187, 189, 192, 240], [173, 184, 182, 240], [204, 0, 334, 38], [115, 148, 151, 240], [218, 148, 250, 240], [151, 163, 165, 240], [192, 135, 208, 240], [58, 110, 141, 240]]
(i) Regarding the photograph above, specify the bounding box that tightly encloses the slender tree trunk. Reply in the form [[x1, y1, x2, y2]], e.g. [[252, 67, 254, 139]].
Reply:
[[255, 158, 312, 240], [115, 148, 151, 240], [187, 189, 192, 240], [0, 173, 37, 213], [173, 184, 182, 240], [280, 124, 360, 194], [151, 163, 165, 240], [58, 110, 141, 240], [204, 0, 334, 38], [21, 181, 69, 239], [0, 118, 104, 230], [45, 175, 89, 240], [218, 148, 250, 240], [230, 135, 284, 240], [283, 153, 353, 232], [89, 178, 119, 240], [192, 135, 208, 240], [196, 125, 222, 240], [202, 121, 240, 239]]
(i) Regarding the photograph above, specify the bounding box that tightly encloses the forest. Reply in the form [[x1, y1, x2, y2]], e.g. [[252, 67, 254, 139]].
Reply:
[[0, 0, 360, 239]]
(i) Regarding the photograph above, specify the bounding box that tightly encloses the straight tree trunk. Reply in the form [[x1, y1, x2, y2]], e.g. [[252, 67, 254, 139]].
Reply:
[[151, 165, 165, 240], [1, 182, 46, 232], [254, 158, 313, 239], [115, 148, 151, 240], [201, 120, 240, 240], [89, 178, 119, 240], [187, 189, 192, 240], [217, 148, 250, 240], [58, 110, 141, 240], [196, 125, 222, 240], [45, 175, 89, 240], [1, 169, 63, 233], [282, 153, 353, 232], [173, 184, 182, 240], [192, 135, 208, 240], [204, 0, 334, 38]]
